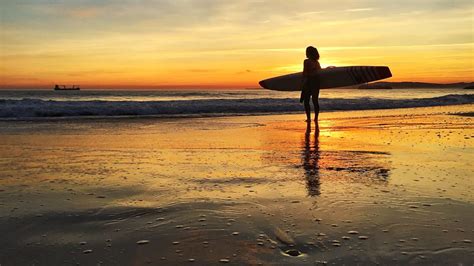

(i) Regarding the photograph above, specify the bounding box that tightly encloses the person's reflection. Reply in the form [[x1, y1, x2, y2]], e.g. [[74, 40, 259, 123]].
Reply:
[[302, 121, 320, 196]]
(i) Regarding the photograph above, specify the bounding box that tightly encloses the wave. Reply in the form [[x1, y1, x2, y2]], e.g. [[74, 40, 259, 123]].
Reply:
[[0, 94, 472, 119]]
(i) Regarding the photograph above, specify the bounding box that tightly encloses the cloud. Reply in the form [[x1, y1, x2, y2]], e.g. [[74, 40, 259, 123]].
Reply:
[[63, 7, 103, 18], [345, 8, 374, 12], [4, 0, 473, 34]]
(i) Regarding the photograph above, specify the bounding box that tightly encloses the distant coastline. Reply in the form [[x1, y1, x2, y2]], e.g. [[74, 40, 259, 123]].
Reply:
[[364, 81, 474, 89]]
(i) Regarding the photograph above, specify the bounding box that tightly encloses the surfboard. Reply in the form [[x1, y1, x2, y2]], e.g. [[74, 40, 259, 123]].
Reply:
[[259, 66, 392, 91]]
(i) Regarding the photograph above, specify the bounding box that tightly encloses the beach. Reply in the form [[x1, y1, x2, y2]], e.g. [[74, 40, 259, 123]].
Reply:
[[0, 103, 473, 265]]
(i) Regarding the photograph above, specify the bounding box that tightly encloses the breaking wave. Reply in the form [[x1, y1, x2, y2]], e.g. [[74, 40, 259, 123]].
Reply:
[[0, 94, 472, 119]]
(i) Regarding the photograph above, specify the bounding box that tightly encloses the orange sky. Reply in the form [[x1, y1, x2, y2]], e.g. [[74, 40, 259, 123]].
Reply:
[[1, 0, 473, 89]]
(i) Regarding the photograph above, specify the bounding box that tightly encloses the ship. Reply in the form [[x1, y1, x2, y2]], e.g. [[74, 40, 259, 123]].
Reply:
[[54, 84, 80, 91]]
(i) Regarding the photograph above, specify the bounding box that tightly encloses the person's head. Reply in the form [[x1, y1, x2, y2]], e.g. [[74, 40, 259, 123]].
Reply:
[[306, 46, 319, 60]]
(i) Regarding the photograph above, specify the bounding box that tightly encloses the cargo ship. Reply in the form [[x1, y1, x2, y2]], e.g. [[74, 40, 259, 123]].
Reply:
[[54, 84, 80, 91]]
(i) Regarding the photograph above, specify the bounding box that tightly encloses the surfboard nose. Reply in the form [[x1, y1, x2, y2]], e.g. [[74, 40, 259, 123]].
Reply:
[[259, 80, 269, 89]]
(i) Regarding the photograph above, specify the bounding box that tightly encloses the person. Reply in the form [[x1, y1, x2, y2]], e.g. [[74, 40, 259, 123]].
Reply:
[[300, 46, 321, 122]]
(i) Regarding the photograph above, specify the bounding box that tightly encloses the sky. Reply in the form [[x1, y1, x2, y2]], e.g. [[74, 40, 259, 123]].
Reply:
[[1, 0, 473, 89]]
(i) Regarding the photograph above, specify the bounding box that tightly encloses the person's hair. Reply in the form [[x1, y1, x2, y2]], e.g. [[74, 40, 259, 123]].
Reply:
[[306, 46, 319, 60]]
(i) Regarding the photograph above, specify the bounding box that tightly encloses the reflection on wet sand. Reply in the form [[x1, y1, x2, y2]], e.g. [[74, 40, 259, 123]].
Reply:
[[302, 121, 321, 196], [0, 105, 473, 265], [298, 120, 390, 198]]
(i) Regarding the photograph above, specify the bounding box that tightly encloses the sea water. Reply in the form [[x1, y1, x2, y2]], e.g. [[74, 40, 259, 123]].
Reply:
[[0, 88, 472, 119]]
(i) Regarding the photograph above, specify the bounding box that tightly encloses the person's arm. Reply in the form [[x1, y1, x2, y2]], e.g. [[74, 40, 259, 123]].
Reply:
[[303, 59, 310, 77], [315, 61, 322, 71], [302, 60, 310, 83]]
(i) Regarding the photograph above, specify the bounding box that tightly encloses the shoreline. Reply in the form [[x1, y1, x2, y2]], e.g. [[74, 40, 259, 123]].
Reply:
[[0, 102, 473, 122]]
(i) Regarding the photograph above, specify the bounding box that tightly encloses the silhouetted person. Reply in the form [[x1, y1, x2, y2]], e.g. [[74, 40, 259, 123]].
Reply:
[[300, 46, 321, 122], [302, 121, 320, 196]]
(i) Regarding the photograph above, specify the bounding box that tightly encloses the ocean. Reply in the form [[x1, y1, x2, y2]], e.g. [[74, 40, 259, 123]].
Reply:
[[0, 88, 472, 119]]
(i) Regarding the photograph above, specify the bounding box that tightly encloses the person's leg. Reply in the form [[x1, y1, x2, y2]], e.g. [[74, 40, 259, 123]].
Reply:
[[304, 96, 311, 122], [312, 89, 320, 122]]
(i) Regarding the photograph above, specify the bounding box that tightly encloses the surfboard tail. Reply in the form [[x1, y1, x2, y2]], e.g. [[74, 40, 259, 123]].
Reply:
[[377, 66, 392, 79]]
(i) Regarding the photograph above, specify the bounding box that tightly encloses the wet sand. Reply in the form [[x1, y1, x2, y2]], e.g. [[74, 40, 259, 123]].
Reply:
[[0, 105, 473, 265]]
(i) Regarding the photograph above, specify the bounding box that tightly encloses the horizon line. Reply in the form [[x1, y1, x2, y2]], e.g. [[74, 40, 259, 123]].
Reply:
[[1, 80, 473, 90]]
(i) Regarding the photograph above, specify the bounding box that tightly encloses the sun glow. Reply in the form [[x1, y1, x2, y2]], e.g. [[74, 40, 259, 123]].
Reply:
[[1, 1, 472, 89]]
